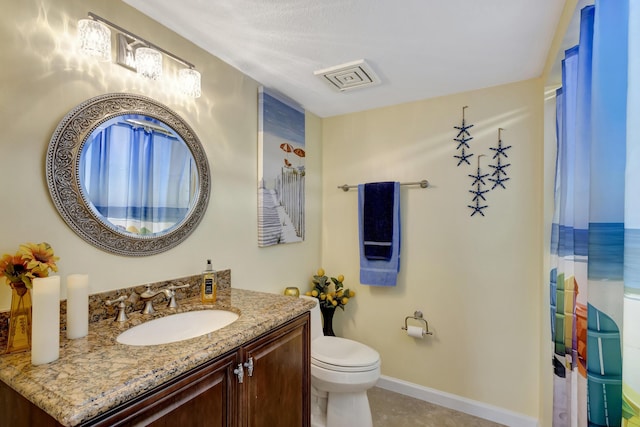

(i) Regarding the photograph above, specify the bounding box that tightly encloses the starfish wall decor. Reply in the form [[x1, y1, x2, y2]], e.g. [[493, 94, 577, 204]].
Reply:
[[488, 128, 512, 190], [453, 106, 474, 166], [468, 155, 489, 216], [450, 107, 513, 216]]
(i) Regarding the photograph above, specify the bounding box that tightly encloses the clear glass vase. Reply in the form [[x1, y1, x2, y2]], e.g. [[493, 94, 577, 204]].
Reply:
[[6, 284, 32, 353]]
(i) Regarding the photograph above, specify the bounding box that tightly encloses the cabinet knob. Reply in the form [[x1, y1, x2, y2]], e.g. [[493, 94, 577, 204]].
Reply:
[[233, 364, 244, 383], [243, 357, 254, 377]]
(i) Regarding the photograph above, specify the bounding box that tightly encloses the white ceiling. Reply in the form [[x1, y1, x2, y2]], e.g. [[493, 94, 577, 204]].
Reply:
[[124, 0, 567, 118]]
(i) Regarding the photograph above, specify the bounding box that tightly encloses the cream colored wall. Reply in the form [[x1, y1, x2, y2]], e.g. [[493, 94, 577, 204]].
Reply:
[[0, 0, 323, 310], [321, 79, 544, 417]]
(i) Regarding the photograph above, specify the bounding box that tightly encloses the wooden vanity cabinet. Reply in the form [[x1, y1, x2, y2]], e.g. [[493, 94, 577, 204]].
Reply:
[[0, 313, 310, 427], [87, 352, 239, 427], [240, 313, 310, 427]]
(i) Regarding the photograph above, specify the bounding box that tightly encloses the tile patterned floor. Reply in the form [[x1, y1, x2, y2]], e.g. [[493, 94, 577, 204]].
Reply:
[[368, 387, 506, 427]]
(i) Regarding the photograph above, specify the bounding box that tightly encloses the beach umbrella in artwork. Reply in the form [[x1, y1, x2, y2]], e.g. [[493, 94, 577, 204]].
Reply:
[[280, 143, 293, 153], [280, 143, 293, 165], [284, 158, 292, 167], [293, 148, 305, 168]]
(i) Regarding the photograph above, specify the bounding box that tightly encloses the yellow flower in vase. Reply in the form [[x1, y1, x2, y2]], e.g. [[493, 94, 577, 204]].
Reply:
[[1, 242, 58, 354], [0, 242, 59, 289], [307, 268, 355, 311], [0, 254, 31, 289]]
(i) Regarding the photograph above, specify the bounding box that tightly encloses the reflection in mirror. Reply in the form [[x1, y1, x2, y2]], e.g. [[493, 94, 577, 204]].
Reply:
[[80, 114, 197, 236], [46, 93, 210, 256]]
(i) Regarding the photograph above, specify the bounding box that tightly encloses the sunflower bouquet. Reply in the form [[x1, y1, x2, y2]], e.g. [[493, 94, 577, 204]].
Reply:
[[0, 242, 59, 289], [305, 268, 355, 310]]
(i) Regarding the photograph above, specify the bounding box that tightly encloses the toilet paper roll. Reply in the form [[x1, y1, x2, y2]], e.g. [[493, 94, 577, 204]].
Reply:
[[407, 325, 424, 339]]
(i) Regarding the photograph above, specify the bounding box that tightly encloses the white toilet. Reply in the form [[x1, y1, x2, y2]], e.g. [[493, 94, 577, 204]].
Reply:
[[301, 295, 381, 427]]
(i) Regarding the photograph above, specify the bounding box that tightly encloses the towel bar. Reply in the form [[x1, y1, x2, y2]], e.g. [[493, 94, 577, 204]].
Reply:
[[338, 180, 429, 192]]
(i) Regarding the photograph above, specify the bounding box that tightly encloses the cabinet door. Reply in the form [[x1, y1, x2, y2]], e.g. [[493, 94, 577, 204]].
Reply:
[[87, 352, 239, 427], [240, 313, 310, 427], [0, 380, 63, 427]]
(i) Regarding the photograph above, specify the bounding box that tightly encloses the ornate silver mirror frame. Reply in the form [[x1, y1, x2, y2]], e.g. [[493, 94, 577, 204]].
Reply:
[[46, 93, 210, 256]]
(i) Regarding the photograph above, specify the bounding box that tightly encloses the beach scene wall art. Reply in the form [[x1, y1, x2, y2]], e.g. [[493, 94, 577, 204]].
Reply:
[[257, 87, 306, 247]]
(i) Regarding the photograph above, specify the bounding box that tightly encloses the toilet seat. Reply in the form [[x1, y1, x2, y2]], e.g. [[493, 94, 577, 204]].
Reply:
[[311, 336, 380, 373]]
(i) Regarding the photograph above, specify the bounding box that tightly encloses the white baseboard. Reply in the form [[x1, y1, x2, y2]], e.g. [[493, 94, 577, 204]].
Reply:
[[375, 375, 538, 427]]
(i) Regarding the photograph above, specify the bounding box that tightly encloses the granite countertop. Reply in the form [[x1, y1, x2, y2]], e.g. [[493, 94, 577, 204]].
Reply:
[[0, 288, 313, 426]]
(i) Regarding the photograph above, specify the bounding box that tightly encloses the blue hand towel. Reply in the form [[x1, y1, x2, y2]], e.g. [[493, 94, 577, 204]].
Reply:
[[358, 182, 401, 286], [362, 182, 395, 260]]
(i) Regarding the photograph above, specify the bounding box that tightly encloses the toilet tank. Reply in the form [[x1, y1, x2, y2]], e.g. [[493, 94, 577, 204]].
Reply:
[[300, 295, 323, 341]]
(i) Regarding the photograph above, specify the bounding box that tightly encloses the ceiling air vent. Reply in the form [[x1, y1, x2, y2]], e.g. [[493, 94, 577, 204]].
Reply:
[[314, 59, 380, 92]]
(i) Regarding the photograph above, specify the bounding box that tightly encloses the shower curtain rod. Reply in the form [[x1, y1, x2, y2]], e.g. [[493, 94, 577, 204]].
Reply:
[[337, 180, 429, 192], [123, 119, 174, 136]]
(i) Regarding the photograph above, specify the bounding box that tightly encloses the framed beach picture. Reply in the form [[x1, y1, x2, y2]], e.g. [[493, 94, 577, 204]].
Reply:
[[257, 87, 306, 247]]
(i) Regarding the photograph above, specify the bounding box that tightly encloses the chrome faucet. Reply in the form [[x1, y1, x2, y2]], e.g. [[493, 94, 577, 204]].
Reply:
[[140, 283, 190, 314]]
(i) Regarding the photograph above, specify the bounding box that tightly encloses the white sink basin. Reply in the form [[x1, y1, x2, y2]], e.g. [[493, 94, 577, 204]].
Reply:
[[117, 310, 239, 346]]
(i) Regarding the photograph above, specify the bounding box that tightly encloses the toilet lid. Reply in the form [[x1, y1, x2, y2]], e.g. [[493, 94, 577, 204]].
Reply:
[[311, 336, 380, 371]]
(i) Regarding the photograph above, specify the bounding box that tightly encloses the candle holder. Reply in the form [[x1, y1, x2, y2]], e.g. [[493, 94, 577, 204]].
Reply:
[[284, 287, 300, 297]]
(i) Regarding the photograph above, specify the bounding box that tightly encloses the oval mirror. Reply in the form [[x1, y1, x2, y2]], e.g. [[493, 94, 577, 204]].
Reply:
[[46, 93, 210, 256]]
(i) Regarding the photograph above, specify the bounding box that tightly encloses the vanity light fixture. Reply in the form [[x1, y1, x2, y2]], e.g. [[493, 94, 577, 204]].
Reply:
[[135, 46, 163, 80], [77, 18, 111, 62], [178, 68, 202, 98], [77, 13, 202, 98]]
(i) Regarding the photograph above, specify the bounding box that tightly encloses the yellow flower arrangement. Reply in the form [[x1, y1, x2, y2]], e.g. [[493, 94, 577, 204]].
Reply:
[[306, 268, 355, 310], [0, 242, 59, 289]]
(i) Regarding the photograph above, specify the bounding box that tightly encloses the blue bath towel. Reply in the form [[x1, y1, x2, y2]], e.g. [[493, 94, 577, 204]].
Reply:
[[362, 182, 395, 260], [358, 182, 401, 286]]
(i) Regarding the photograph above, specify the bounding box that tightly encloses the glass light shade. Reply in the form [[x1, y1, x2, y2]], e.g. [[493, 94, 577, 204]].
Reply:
[[178, 68, 201, 98], [136, 47, 163, 80], [77, 19, 111, 62]]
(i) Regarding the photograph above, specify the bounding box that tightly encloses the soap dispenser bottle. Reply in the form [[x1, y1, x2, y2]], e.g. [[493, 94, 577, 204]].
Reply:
[[201, 259, 217, 303]]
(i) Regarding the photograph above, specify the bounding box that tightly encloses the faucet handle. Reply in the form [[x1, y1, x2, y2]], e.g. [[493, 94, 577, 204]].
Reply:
[[165, 282, 190, 291], [165, 282, 190, 309], [106, 295, 128, 322]]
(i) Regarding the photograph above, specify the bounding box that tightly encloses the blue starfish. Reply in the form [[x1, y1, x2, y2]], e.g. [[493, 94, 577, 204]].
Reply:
[[454, 119, 474, 139], [489, 157, 511, 177], [468, 199, 488, 217], [454, 135, 473, 150], [489, 175, 510, 189], [469, 185, 490, 202], [468, 167, 489, 186], [490, 139, 512, 159], [454, 148, 474, 166]]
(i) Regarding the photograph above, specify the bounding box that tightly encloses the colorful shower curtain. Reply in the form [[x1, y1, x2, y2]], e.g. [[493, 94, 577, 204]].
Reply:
[[550, 0, 640, 426], [81, 122, 195, 234]]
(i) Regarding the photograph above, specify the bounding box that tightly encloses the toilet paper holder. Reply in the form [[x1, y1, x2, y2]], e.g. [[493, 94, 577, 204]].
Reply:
[[401, 310, 433, 336]]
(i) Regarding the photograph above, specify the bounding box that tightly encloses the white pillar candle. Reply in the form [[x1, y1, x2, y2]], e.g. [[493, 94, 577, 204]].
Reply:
[[31, 275, 61, 365], [66, 274, 89, 339]]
